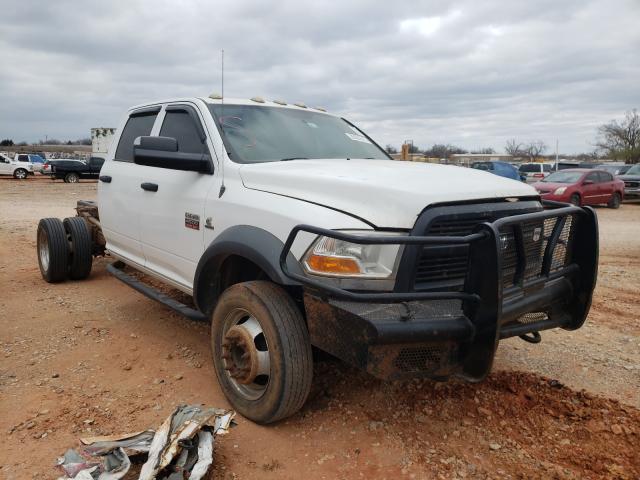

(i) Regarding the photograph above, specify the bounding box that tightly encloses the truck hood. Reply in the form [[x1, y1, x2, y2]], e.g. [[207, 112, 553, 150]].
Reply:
[[239, 159, 538, 228]]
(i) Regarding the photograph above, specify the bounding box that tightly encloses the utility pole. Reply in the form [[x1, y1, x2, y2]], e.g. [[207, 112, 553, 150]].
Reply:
[[555, 139, 559, 171]]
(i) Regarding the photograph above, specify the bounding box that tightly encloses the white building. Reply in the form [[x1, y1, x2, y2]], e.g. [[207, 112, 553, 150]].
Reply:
[[91, 128, 116, 155]]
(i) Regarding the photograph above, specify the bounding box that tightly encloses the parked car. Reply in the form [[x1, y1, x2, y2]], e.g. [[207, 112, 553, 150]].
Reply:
[[0, 153, 34, 179], [42, 159, 87, 176], [518, 162, 553, 183], [14, 153, 45, 173], [470, 161, 522, 181], [35, 96, 599, 424], [596, 164, 628, 176], [532, 169, 624, 208], [618, 164, 640, 199], [52, 156, 105, 182]]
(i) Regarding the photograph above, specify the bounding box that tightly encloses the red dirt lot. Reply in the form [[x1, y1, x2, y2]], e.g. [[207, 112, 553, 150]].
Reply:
[[1, 177, 639, 479]]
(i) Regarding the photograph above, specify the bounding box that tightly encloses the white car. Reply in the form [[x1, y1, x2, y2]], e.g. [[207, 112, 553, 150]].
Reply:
[[0, 153, 33, 178], [518, 162, 554, 183], [35, 96, 599, 424], [14, 153, 45, 173]]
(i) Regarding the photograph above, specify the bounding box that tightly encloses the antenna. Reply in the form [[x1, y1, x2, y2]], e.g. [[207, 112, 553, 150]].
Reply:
[[218, 49, 226, 198]]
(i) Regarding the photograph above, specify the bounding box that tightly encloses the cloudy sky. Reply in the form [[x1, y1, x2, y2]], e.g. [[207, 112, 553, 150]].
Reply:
[[0, 0, 638, 153]]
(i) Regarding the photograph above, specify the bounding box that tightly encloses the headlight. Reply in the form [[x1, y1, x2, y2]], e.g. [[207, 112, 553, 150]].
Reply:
[[303, 231, 403, 279], [554, 187, 567, 195]]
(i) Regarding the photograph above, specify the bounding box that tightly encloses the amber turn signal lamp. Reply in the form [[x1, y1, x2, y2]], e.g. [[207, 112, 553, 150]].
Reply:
[[305, 254, 361, 275]]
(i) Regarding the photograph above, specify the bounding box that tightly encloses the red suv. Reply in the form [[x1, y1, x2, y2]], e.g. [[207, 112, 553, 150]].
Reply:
[[533, 169, 624, 208]]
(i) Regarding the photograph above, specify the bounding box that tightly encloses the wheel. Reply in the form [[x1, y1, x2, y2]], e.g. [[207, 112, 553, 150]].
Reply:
[[569, 194, 581, 206], [63, 217, 93, 280], [211, 281, 313, 424], [65, 172, 79, 183], [607, 192, 621, 209], [13, 168, 28, 179], [37, 218, 69, 283]]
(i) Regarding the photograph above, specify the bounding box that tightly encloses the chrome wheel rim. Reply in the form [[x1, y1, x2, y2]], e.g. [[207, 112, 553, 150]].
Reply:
[[221, 308, 271, 400], [38, 228, 49, 272], [16, 170, 26, 179], [68, 174, 78, 183]]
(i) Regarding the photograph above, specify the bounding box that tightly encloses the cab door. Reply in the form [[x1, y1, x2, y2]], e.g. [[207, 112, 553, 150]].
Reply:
[[98, 106, 161, 267], [137, 102, 220, 291]]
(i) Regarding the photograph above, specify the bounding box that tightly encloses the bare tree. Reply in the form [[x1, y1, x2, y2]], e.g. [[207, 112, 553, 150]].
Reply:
[[525, 141, 547, 162], [505, 139, 524, 157], [471, 147, 496, 155], [595, 109, 640, 163], [385, 144, 398, 154]]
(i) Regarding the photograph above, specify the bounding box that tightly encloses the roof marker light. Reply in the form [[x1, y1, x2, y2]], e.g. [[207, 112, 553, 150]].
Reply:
[[209, 92, 223, 99], [273, 99, 287, 105], [294, 102, 307, 108], [250, 96, 266, 103]]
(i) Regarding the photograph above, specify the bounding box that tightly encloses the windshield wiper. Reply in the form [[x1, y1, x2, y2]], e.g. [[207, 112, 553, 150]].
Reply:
[[279, 157, 309, 161]]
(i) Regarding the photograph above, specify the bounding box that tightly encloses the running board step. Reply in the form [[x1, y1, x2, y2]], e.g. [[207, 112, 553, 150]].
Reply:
[[106, 262, 207, 322]]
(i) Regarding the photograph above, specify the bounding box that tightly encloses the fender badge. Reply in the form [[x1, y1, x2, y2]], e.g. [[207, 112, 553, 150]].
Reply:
[[185, 212, 200, 230], [532, 227, 542, 242]]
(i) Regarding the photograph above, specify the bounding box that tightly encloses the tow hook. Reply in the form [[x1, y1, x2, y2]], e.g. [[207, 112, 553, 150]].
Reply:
[[519, 331, 541, 344]]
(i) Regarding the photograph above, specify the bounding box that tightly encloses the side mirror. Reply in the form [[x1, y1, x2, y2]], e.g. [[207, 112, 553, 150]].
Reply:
[[133, 136, 213, 174]]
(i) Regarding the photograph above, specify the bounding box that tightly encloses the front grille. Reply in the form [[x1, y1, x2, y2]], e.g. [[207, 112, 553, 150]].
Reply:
[[413, 206, 574, 292], [625, 181, 639, 188]]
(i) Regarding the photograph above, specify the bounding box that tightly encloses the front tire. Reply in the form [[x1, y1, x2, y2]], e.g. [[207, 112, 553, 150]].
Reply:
[[211, 281, 313, 424], [607, 192, 621, 209], [569, 193, 581, 206], [65, 172, 79, 183], [13, 168, 28, 179], [63, 217, 93, 279], [37, 218, 69, 282]]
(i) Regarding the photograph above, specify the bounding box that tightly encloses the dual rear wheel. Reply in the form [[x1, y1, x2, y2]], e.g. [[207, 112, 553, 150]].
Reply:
[[37, 217, 93, 282]]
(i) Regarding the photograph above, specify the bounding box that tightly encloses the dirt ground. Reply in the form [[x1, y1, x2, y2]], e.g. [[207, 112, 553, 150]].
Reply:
[[1, 177, 639, 480]]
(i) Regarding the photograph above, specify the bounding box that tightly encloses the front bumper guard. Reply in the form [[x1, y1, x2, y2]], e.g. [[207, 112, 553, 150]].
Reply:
[[279, 202, 598, 380]]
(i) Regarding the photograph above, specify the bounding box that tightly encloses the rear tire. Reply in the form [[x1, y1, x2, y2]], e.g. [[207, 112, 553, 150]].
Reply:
[[211, 281, 313, 424], [607, 192, 621, 209], [13, 168, 28, 179], [569, 193, 581, 206], [65, 172, 79, 183], [63, 217, 93, 280], [37, 218, 69, 283]]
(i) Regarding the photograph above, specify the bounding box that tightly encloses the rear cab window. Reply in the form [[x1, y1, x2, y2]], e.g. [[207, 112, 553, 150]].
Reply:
[[114, 107, 160, 162]]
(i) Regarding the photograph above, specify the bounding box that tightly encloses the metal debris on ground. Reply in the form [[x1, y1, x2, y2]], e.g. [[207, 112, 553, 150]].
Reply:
[[56, 405, 235, 480]]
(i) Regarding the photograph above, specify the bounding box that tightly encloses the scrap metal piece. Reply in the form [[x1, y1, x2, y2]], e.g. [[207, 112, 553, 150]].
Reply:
[[139, 405, 234, 480], [56, 405, 234, 480]]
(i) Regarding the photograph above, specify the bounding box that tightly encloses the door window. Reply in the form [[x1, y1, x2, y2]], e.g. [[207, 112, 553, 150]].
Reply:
[[585, 172, 600, 183], [159, 108, 208, 155], [598, 171, 613, 182], [18, 154, 29, 162], [114, 109, 159, 162]]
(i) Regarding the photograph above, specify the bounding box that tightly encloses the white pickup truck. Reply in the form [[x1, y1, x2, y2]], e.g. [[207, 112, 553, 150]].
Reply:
[[36, 96, 599, 423]]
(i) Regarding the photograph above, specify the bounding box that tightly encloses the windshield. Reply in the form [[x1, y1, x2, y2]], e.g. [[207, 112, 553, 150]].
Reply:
[[209, 104, 389, 163], [542, 171, 583, 183], [626, 164, 640, 175]]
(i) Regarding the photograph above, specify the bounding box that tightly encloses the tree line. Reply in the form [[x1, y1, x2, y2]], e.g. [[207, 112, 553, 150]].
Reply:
[[0, 138, 92, 147], [385, 109, 640, 163]]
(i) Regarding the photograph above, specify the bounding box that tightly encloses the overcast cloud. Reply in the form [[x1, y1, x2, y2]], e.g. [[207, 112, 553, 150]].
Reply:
[[0, 0, 638, 153]]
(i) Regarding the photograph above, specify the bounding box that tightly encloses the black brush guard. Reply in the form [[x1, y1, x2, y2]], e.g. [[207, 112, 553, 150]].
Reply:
[[279, 202, 598, 381]]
